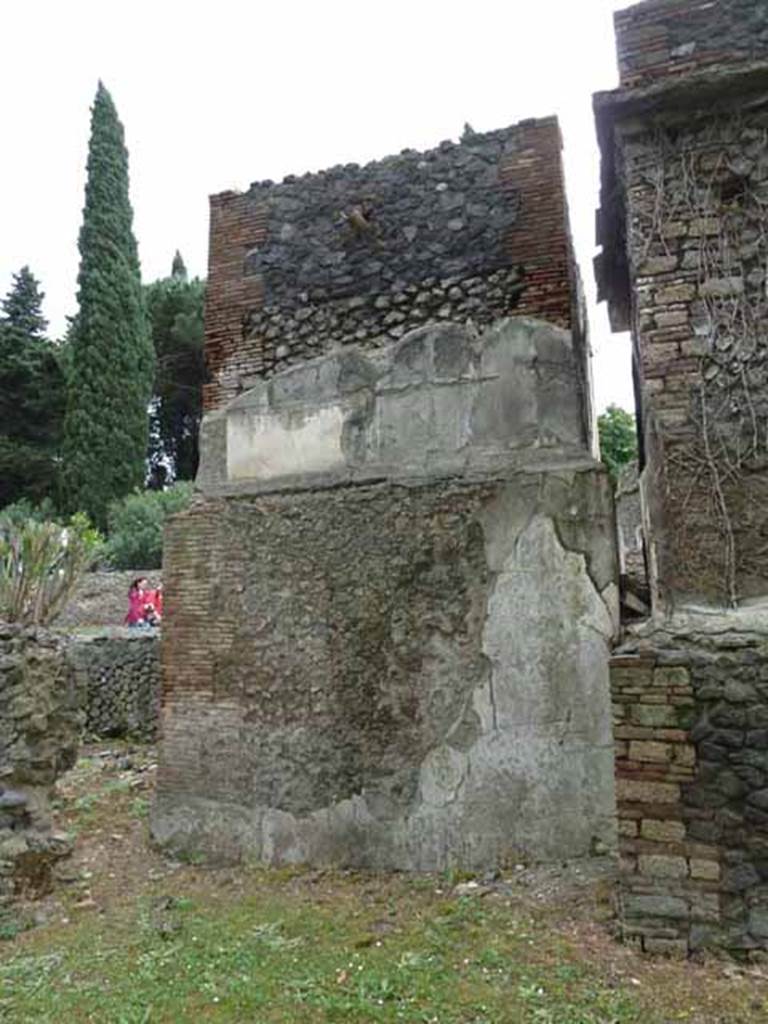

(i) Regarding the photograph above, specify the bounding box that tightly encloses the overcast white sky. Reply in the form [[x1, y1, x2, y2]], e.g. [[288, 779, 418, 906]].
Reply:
[[1, 0, 633, 412]]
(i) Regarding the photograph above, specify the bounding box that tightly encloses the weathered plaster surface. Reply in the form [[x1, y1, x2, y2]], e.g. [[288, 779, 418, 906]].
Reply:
[[152, 475, 617, 869], [153, 318, 617, 870], [198, 319, 590, 496]]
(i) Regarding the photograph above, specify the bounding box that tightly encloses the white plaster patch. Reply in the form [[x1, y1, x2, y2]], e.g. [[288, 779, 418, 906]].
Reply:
[[482, 515, 614, 733], [226, 404, 345, 481], [467, 514, 617, 858]]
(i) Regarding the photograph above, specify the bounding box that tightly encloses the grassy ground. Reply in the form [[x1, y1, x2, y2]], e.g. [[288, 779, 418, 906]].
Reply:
[[1, 746, 766, 1023]]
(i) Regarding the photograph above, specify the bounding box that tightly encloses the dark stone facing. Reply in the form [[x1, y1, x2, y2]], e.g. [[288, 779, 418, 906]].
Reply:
[[246, 130, 521, 306]]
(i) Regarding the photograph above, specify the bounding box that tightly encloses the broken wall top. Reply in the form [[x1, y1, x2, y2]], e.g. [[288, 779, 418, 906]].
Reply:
[[615, 0, 768, 88], [595, 1, 768, 332], [204, 117, 586, 418], [198, 318, 595, 498]]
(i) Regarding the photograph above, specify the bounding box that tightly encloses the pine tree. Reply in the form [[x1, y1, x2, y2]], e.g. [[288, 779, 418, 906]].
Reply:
[[0, 267, 65, 508], [2, 266, 48, 339], [145, 254, 205, 487], [62, 82, 155, 527]]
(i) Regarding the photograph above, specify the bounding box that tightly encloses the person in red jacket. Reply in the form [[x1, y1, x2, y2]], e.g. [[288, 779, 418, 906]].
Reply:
[[143, 583, 163, 626], [125, 578, 149, 627]]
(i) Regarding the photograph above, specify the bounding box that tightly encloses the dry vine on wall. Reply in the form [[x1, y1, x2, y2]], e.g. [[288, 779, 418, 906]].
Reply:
[[623, 112, 768, 605]]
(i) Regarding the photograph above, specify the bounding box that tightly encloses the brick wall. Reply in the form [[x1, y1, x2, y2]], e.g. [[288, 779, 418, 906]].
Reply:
[[612, 629, 768, 956], [616, 104, 768, 605], [615, 0, 768, 88], [203, 117, 583, 414], [594, 0, 768, 607]]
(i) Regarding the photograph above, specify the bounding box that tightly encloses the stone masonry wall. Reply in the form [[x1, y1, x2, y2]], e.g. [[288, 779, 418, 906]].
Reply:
[[66, 631, 160, 741], [613, 616, 768, 956], [155, 474, 617, 870], [614, 99, 768, 605], [0, 625, 83, 905], [615, 0, 768, 89], [154, 320, 617, 870], [204, 117, 586, 420]]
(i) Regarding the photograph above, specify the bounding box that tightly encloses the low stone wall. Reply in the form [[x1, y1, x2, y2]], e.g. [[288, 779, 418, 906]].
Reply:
[[613, 609, 768, 956], [66, 630, 160, 741], [0, 624, 83, 904]]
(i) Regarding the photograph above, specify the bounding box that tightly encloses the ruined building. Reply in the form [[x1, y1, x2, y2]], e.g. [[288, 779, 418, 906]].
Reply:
[[596, 0, 768, 954], [152, 118, 619, 869]]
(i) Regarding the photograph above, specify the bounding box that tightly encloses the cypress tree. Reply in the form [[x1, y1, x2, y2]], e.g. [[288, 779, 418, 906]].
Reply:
[[145, 253, 205, 487], [63, 81, 154, 527]]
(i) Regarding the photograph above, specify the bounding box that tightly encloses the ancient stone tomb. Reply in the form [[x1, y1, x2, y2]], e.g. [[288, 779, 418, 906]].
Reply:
[[152, 119, 618, 870]]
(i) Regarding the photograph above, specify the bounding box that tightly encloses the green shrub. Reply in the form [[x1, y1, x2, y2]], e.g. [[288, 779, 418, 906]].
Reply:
[[0, 517, 101, 625], [105, 483, 193, 569], [597, 404, 638, 484], [0, 496, 59, 527]]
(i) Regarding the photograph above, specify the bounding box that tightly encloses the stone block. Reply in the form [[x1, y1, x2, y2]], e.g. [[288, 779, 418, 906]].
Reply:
[[699, 277, 744, 297], [687, 217, 719, 236], [689, 858, 720, 881], [653, 667, 690, 689], [623, 893, 688, 919], [641, 818, 686, 843], [616, 779, 681, 804], [630, 704, 679, 728], [619, 818, 639, 837], [638, 255, 679, 275], [661, 221, 688, 238], [610, 666, 653, 688], [655, 284, 695, 304], [644, 937, 688, 958], [629, 740, 671, 763], [749, 907, 768, 938], [655, 310, 689, 328], [689, 891, 720, 923], [672, 744, 696, 767], [638, 854, 688, 878]]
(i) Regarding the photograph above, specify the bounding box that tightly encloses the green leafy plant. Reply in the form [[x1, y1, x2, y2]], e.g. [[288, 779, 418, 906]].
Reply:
[[0, 496, 59, 527], [105, 482, 193, 569], [0, 517, 100, 625], [597, 404, 638, 484]]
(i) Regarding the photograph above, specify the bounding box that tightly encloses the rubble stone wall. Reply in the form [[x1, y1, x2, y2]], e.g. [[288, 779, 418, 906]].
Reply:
[[615, 0, 768, 88], [616, 102, 768, 605], [66, 631, 160, 741], [0, 625, 83, 904], [153, 320, 618, 871], [597, 0, 768, 959], [204, 118, 587, 426], [613, 616, 768, 956]]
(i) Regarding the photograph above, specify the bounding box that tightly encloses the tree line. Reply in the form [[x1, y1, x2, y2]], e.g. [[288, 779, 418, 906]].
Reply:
[[1, 81, 638, 553], [0, 83, 205, 532]]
